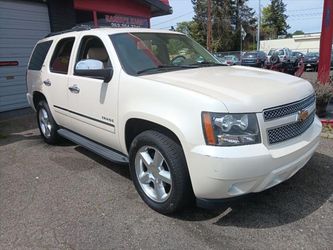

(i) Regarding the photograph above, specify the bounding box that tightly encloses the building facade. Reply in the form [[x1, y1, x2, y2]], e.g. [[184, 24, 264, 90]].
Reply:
[[0, 0, 171, 112], [260, 33, 321, 54]]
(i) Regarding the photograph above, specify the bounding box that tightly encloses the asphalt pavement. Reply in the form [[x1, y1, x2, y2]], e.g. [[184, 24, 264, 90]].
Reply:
[[0, 110, 332, 250]]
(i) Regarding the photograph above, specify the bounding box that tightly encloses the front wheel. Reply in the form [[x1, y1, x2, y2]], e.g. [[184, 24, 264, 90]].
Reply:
[[129, 130, 193, 214], [36, 100, 60, 144]]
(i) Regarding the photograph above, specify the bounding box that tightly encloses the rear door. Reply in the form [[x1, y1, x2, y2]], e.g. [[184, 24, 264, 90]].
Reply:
[[44, 36, 77, 128]]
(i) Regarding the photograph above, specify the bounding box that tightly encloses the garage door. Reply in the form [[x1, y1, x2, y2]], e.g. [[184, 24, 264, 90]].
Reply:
[[0, 0, 50, 112]]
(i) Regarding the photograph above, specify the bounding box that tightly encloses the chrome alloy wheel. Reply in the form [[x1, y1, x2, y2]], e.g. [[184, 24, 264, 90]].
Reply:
[[38, 108, 52, 138], [134, 146, 172, 203]]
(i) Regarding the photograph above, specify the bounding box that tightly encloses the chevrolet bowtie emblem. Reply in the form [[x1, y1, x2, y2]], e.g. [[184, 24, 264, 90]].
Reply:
[[297, 110, 309, 122]]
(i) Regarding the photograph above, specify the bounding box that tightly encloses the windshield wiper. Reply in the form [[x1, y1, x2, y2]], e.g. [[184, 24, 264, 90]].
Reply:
[[188, 61, 226, 67], [137, 65, 197, 75]]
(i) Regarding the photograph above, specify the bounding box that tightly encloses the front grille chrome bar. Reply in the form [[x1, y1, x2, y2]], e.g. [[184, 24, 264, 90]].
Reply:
[[263, 94, 315, 121]]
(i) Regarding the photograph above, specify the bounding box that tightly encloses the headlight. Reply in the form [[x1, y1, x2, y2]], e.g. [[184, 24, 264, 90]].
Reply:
[[202, 112, 261, 146]]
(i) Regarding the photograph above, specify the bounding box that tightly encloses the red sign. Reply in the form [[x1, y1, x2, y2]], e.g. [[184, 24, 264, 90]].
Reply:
[[318, 0, 333, 84], [102, 14, 149, 28]]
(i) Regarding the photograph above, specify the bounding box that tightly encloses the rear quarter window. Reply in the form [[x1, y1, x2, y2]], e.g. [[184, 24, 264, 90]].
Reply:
[[28, 41, 53, 70]]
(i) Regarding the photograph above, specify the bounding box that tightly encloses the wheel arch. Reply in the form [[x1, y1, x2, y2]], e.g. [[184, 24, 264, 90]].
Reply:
[[32, 91, 46, 110], [124, 118, 184, 154]]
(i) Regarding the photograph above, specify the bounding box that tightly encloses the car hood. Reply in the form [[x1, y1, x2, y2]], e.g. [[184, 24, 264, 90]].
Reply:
[[305, 56, 319, 61], [140, 66, 314, 113]]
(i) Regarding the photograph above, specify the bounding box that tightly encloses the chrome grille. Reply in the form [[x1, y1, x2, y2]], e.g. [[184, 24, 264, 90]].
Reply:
[[263, 94, 315, 121], [267, 112, 315, 144]]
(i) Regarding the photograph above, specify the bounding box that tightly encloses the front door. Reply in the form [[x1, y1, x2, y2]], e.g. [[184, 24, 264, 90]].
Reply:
[[67, 35, 118, 149]]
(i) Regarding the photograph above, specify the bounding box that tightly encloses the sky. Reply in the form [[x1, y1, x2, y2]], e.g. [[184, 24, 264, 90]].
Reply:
[[151, 0, 325, 34]]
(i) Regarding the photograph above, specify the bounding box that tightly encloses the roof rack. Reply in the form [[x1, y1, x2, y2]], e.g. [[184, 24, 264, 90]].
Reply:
[[44, 25, 93, 38]]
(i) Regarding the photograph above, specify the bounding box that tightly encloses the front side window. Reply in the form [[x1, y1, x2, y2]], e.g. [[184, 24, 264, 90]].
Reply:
[[50, 37, 75, 74], [110, 32, 221, 75], [75, 36, 111, 71]]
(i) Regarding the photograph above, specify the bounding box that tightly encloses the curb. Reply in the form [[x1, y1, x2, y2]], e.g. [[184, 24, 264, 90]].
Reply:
[[321, 119, 333, 139], [321, 132, 333, 139], [321, 119, 333, 125]]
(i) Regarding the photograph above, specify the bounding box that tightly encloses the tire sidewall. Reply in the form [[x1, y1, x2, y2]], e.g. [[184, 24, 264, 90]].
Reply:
[[36, 100, 59, 144], [129, 131, 192, 214]]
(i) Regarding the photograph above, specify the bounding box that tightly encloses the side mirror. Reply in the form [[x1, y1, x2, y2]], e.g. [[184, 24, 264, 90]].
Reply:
[[74, 59, 113, 82]]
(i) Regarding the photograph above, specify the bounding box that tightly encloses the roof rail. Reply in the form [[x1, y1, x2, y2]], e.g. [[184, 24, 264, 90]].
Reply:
[[44, 25, 94, 38]]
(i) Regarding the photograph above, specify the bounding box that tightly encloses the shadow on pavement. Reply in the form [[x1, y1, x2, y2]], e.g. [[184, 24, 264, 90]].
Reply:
[[0, 116, 38, 146], [75, 146, 131, 180], [75, 141, 333, 226], [175, 152, 333, 227], [7, 110, 329, 227]]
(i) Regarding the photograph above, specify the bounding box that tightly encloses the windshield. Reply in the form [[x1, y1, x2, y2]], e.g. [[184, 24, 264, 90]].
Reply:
[[306, 52, 319, 57], [268, 49, 276, 56], [275, 49, 285, 56], [243, 52, 257, 58], [110, 32, 221, 75]]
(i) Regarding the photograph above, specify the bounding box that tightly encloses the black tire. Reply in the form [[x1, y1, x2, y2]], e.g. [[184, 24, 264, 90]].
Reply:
[[314, 65, 318, 72], [129, 130, 194, 214], [36, 100, 60, 144], [270, 54, 280, 65]]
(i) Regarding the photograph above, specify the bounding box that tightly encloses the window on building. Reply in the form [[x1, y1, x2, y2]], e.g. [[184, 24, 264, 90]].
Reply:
[[50, 37, 75, 74]]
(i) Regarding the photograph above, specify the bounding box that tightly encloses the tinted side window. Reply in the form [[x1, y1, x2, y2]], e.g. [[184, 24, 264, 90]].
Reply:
[[50, 37, 75, 74], [28, 41, 53, 70]]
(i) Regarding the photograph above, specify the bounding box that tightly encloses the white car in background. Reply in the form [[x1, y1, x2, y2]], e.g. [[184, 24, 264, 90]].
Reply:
[[267, 48, 293, 64], [26, 27, 321, 214]]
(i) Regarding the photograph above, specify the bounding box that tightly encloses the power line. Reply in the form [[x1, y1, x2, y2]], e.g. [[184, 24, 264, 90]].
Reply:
[[152, 10, 194, 27], [287, 7, 323, 13], [152, 3, 323, 29]]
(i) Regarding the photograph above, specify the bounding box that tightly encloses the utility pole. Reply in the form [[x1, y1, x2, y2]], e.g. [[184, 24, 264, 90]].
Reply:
[[239, 1, 242, 53], [318, 0, 333, 83], [256, 0, 261, 51], [207, 0, 212, 51]]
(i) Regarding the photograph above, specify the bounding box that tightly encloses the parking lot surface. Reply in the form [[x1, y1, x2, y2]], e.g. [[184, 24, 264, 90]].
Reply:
[[0, 111, 332, 250]]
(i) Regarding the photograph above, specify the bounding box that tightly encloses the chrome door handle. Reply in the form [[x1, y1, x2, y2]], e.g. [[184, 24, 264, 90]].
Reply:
[[68, 84, 80, 93], [43, 79, 51, 86]]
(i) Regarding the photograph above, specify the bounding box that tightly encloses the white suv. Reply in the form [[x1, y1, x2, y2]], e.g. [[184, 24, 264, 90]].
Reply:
[[26, 27, 322, 214], [267, 48, 292, 64]]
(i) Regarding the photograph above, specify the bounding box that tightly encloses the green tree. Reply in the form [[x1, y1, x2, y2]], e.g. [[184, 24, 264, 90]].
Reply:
[[261, 0, 290, 39], [176, 21, 193, 36], [190, 0, 257, 52], [233, 0, 257, 51], [293, 30, 305, 36]]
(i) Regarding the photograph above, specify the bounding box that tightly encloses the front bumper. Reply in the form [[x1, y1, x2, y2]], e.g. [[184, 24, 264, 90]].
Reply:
[[241, 62, 261, 67], [304, 62, 318, 68], [186, 116, 322, 200]]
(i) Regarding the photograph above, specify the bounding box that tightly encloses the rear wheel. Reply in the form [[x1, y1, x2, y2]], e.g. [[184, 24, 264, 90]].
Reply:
[[36, 100, 60, 144], [129, 130, 193, 214]]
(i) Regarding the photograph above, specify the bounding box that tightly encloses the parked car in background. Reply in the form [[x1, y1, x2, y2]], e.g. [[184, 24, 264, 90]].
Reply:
[[290, 51, 304, 63], [267, 48, 292, 64], [219, 55, 239, 65], [241, 51, 267, 68], [304, 52, 319, 71]]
